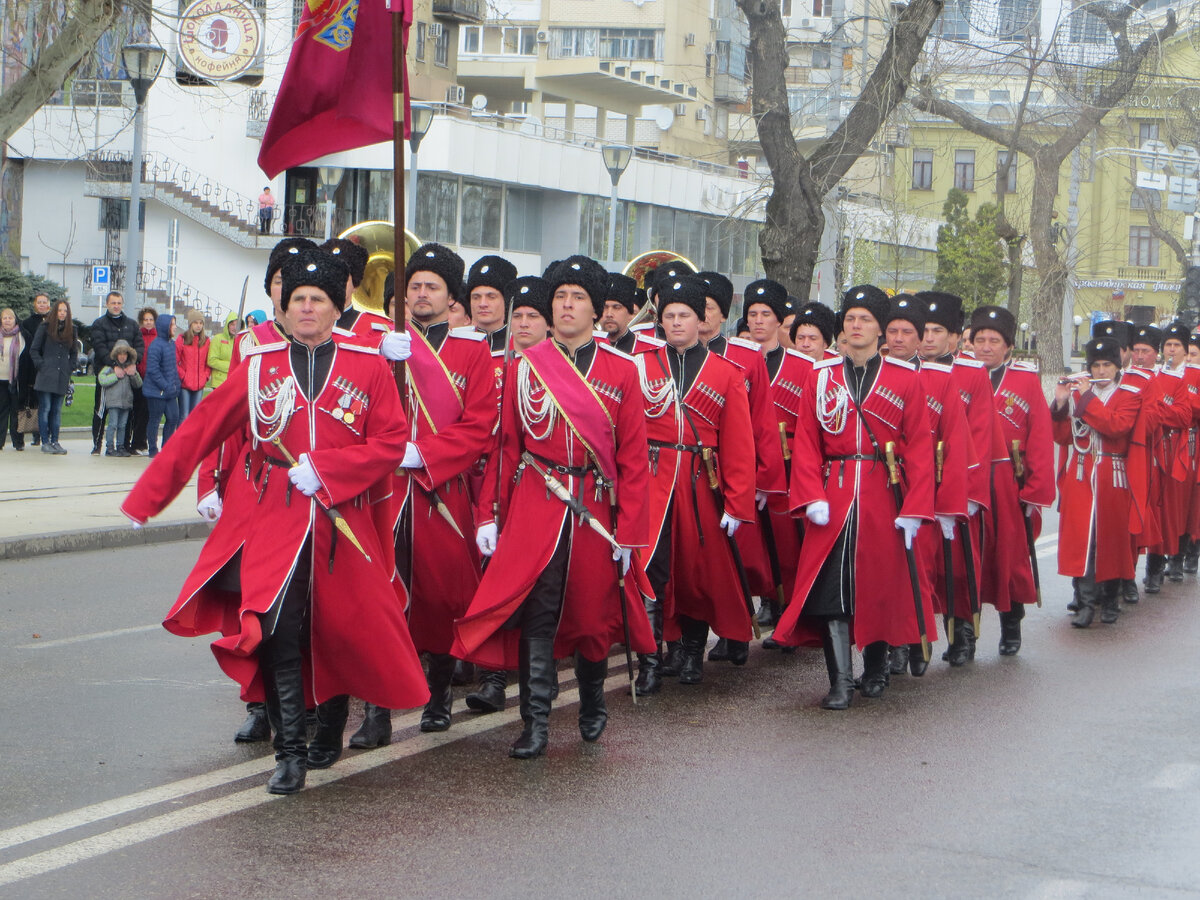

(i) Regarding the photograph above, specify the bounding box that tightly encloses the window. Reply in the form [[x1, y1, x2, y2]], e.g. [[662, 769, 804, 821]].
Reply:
[[989, 89, 1011, 102], [597, 28, 661, 60], [1139, 121, 1160, 144], [415, 22, 426, 62], [501, 26, 536, 55], [292, 0, 304, 32], [504, 188, 542, 253], [782, 0, 792, 13], [954, 149, 976, 191], [461, 25, 481, 54], [98, 198, 144, 231], [939, 3, 970, 39], [434, 28, 449, 67], [459, 181, 502, 249], [955, 88, 975, 102], [1069, 7, 1108, 43], [811, 44, 831, 69], [1130, 190, 1161, 210], [1128, 226, 1159, 267], [813, 0, 831, 15], [415, 174, 458, 244], [912, 149, 933, 190], [550, 28, 598, 58], [997, 150, 1017, 193]]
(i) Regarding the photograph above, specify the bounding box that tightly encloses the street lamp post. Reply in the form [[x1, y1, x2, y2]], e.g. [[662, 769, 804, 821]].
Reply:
[[407, 104, 435, 231], [317, 166, 344, 240], [601, 145, 632, 267], [1020, 321, 1029, 351], [1073, 314, 1083, 356], [120, 42, 165, 303]]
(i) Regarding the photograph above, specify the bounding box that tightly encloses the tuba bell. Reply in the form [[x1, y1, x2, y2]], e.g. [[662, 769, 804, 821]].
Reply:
[[337, 221, 422, 315], [622, 250, 697, 330]]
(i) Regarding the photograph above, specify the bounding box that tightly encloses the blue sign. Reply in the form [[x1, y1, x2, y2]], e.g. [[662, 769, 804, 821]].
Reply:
[[91, 265, 111, 295]]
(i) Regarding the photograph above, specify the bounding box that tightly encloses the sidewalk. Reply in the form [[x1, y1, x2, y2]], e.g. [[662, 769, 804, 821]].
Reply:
[[0, 428, 211, 560]]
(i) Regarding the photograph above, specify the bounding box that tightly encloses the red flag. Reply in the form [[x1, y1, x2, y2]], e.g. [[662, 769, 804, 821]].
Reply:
[[258, 0, 412, 180]]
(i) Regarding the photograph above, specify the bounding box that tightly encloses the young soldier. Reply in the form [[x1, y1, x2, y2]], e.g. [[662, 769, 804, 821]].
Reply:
[[598, 273, 648, 354], [453, 255, 654, 759], [467, 255, 518, 354], [1152, 322, 1196, 583]]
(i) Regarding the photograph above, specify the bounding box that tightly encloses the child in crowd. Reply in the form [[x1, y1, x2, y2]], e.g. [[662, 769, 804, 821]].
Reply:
[[96, 340, 142, 457]]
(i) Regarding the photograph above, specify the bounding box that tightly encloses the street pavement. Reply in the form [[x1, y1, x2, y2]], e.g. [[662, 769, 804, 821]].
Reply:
[[2, 520, 1200, 898]]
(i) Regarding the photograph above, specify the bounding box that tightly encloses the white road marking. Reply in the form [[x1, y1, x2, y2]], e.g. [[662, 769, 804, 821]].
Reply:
[[0, 676, 602, 888], [1029, 879, 1090, 899], [1148, 762, 1200, 790], [15, 624, 161, 650]]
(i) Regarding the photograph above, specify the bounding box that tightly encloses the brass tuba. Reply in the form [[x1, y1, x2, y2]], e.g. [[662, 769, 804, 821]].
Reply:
[[337, 221, 422, 314], [622, 250, 697, 330]]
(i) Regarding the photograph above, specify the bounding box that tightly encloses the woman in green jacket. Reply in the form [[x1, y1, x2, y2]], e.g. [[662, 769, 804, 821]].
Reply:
[[206, 312, 241, 389]]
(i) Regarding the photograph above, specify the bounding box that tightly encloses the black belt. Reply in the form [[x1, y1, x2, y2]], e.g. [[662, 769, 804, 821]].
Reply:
[[827, 453, 881, 462], [648, 439, 705, 454], [1097, 452, 1126, 459], [529, 452, 594, 479]]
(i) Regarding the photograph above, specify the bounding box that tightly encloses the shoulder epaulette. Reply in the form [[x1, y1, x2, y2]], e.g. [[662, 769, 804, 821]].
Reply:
[[921, 361, 953, 374], [814, 356, 840, 370], [332, 325, 355, 337], [1012, 360, 1040, 373], [824, 349, 841, 359], [245, 341, 286, 357], [339, 343, 380, 355], [370, 322, 390, 332], [953, 356, 985, 369], [1124, 367, 1152, 381], [727, 336, 761, 352], [1119, 383, 1142, 393], [631, 322, 655, 333], [593, 330, 609, 340], [490, 347, 506, 358], [785, 348, 809, 360], [596, 342, 635, 361], [1160, 365, 1184, 378], [636, 335, 667, 349], [883, 355, 916, 371], [1188, 364, 1200, 372], [449, 326, 486, 342]]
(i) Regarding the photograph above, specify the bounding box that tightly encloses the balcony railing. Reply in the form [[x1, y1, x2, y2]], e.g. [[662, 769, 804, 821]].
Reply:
[[432, 0, 483, 23]]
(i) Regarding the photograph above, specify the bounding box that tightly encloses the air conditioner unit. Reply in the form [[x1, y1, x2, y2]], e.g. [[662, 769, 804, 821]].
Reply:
[[704, 42, 715, 56], [684, 33, 696, 46], [800, 18, 812, 27], [446, 84, 465, 104], [427, 22, 443, 38], [674, 103, 687, 116], [695, 106, 708, 121], [536, 30, 549, 43]]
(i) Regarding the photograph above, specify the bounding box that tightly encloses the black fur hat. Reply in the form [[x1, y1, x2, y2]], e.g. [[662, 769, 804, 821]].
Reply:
[[318, 238, 369, 287], [281, 249, 350, 312], [792, 301, 835, 345], [744, 279, 789, 322], [646, 259, 695, 303], [1085, 338, 1121, 369], [405, 242, 465, 301], [1164, 320, 1192, 348], [915, 291, 964, 334], [466, 255, 518, 297], [506, 276, 552, 321], [265, 237, 317, 295], [1131, 324, 1161, 351], [888, 294, 927, 336], [655, 275, 709, 321], [544, 255, 608, 318], [969, 304, 1017, 347], [697, 271, 734, 319], [1092, 319, 1132, 349], [840, 284, 891, 330], [606, 272, 644, 314]]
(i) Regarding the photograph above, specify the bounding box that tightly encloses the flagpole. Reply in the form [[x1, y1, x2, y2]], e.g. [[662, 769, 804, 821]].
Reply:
[[391, 1, 408, 403]]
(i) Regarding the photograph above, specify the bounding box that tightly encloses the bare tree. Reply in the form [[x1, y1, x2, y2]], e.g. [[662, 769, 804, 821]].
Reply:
[[736, 0, 946, 301]]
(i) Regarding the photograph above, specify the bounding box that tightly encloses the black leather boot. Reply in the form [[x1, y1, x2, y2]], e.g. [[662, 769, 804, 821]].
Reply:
[[265, 662, 307, 794], [757, 598, 780, 627], [451, 658, 476, 686], [234, 701, 270, 743], [635, 599, 663, 696], [707, 637, 731, 662], [1071, 577, 1098, 628], [1067, 578, 1081, 612], [727, 640, 750, 666], [510, 638, 555, 759], [575, 654, 608, 742], [888, 644, 909, 675], [819, 618, 854, 710], [1184, 539, 1199, 574], [858, 641, 890, 698], [1099, 580, 1121, 624], [1123, 579, 1140, 604], [465, 668, 508, 713], [1167, 554, 1185, 582], [907, 642, 928, 676], [307, 694, 349, 769], [678, 618, 709, 685], [1144, 554, 1165, 593], [348, 703, 392, 749], [660, 641, 684, 677], [998, 604, 1024, 656], [420, 653, 455, 732], [946, 618, 973, 667]]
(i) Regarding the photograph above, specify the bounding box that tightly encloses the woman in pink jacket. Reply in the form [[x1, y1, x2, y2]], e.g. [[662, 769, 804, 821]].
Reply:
[[175, 310, 212, 419]]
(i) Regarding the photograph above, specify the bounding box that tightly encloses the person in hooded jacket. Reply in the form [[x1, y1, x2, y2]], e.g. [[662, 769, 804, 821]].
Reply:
[[130, 307, 158, 454], [176, 310, 212, 418], [143, 312, 181, 456], [207, 312, 241, 389]]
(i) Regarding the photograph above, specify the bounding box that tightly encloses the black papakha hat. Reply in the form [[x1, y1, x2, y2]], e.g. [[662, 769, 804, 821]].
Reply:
[[655, 275, 709, 321], [969, 304, 1017, 346], [697, 271, 734, 319], [466, 255, 518, 297], [281, 249, 350, 312], [840, 284, 891, 330], [544, 255, 609, 319], [319, 238, 369, 287], [744, 278, 789, 322], [265, 237, 318, 295], [792, 301, 835, 345], [506, 276, 552, 321], [915, 291, 964, 334], [606, 272, 644, 314], [405, 242, 465, 301], [1092, 319, 1132, 349], [1085, 338, 1121, 369]]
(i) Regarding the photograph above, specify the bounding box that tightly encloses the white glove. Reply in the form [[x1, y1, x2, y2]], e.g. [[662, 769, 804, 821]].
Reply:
[[967, 500, 982, 517], [475, 522, 498, 557], [288, 453, 321, 497], [1022, 502, 1037, 518], [806, 500, 830, 526], [380, 330, 412, 362], [755, 490, 768, 511], [197, 491, 223, 522], [936, 514, 956, 541], [719, 513, 740, 537], [895, 516, 922, 549], [612, 544, 632, 575], [400, 443, 424, 469]]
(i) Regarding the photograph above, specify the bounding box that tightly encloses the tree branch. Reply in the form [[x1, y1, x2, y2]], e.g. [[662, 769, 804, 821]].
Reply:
[[910, 83, 1041, 157]]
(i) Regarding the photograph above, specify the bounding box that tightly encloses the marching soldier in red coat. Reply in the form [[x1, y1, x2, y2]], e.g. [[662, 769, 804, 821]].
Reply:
[[968, 305, 1055, 656], [791, 301, 838, 362], [1186, 333, 1200, 573], [123, 249, 428, 794], [325, 238, 391, 344], [1157, 322, 1199, 583], [599, 273, 650, 355], [774, 286, 935, 709], [467, 255, 518, 355], [917, 291, 993, 665], [453, 255, 654, 758], [1051, 338, 1142, 626], [639, 276, 757, 686], [349, 243, 499, 749]]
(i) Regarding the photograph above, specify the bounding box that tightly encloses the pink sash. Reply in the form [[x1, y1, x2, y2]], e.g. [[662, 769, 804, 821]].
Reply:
[[522, 340, 618, 482], [408, 328, 464, 433]]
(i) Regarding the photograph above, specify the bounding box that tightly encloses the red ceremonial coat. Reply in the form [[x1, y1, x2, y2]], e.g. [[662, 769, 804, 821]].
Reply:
[[1052, 378, 1142, 581], [765, 348, 815, 599], [980, 361, 1055, 612], [121, 338, 428, 711], [775, 354, 935, 650], [1186, 365, 1200, 539], [400, 325, 499, 654], [1120, 366, 1158, 551], [1143, 365, 1191, 553], [452, 340, 655, 667], [641, 345, 757, 642]]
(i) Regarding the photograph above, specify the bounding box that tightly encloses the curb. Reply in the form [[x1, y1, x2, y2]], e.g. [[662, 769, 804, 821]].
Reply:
[[0, 520, 212, 561]]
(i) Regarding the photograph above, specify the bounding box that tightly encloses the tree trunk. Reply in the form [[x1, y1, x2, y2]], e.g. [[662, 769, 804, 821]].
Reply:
[[1006, 238, 1024, 312], [1027, 152, 1066, 374]]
